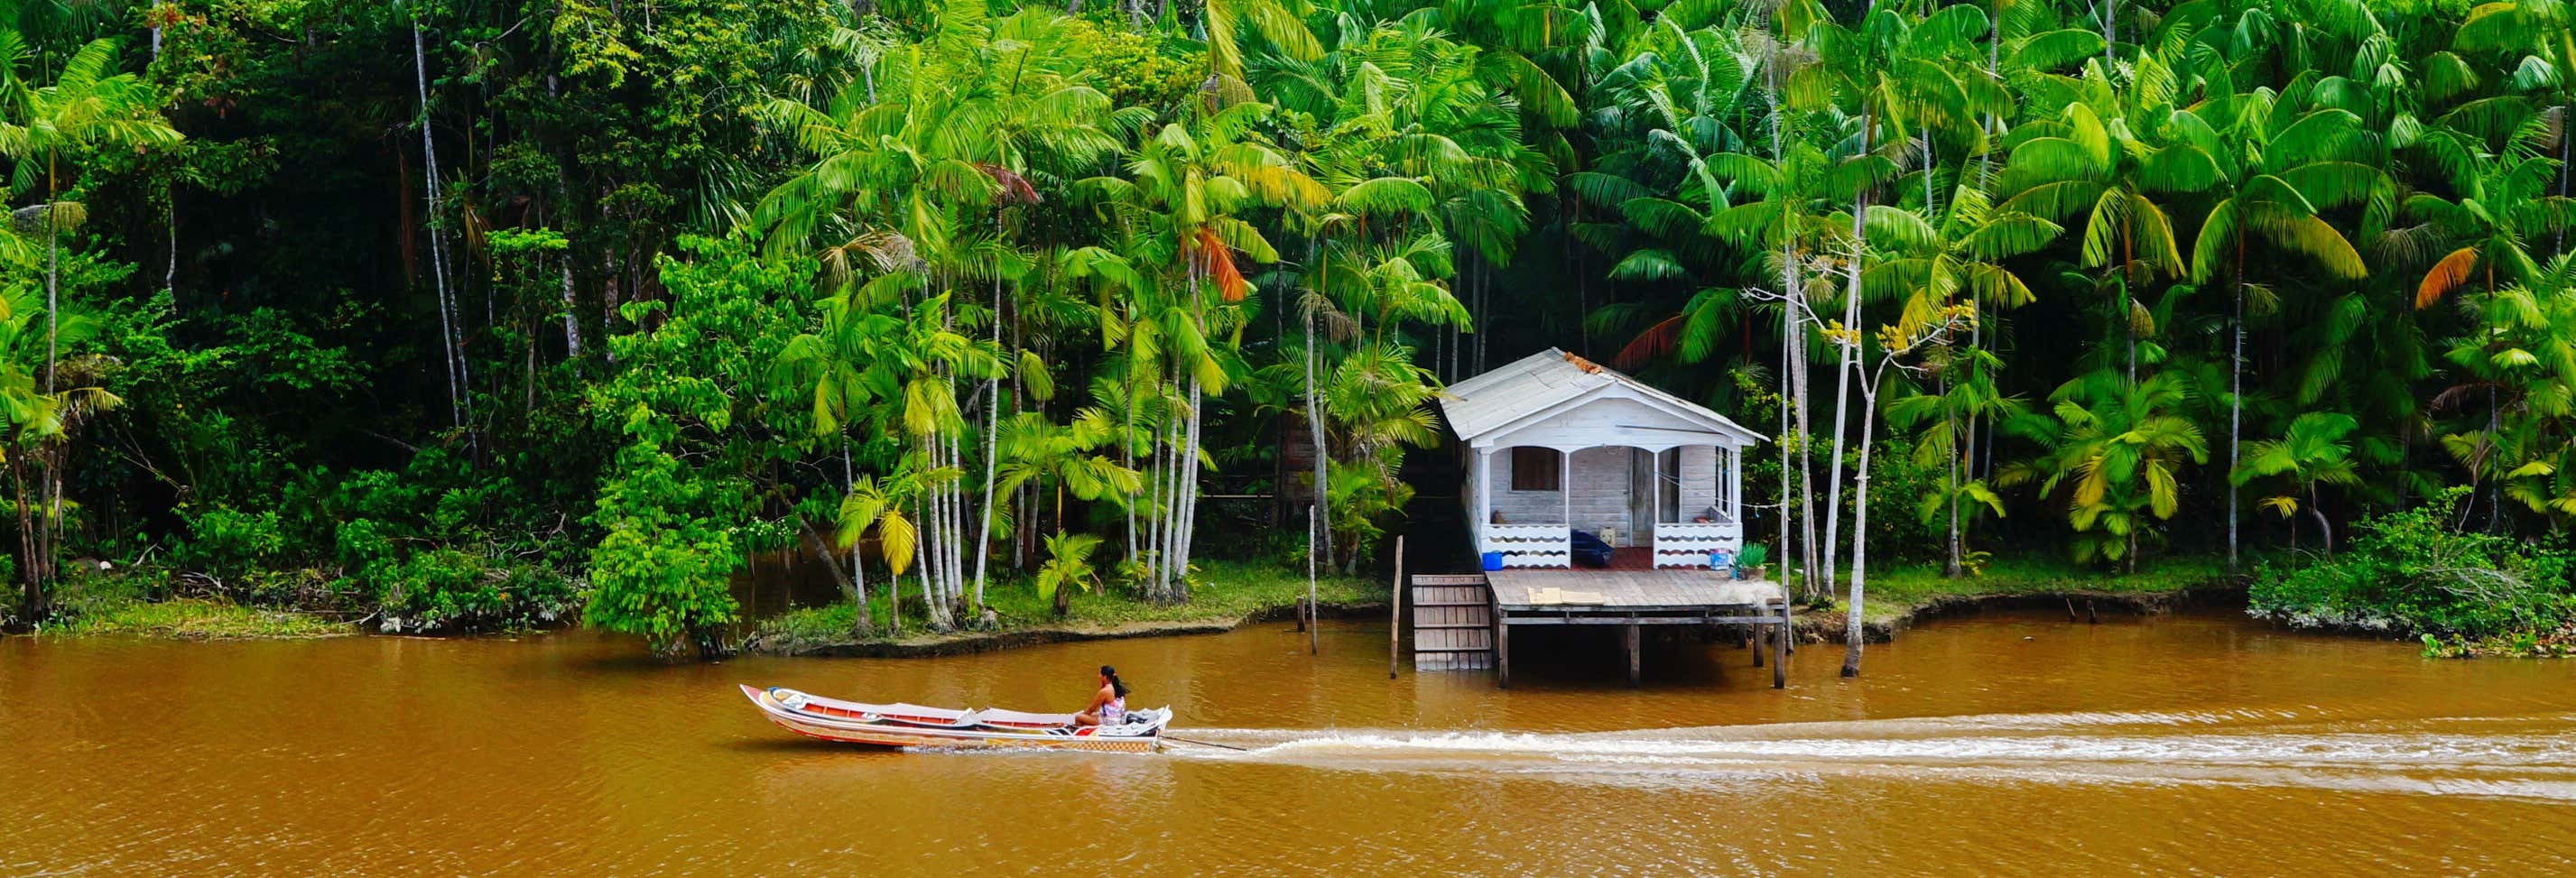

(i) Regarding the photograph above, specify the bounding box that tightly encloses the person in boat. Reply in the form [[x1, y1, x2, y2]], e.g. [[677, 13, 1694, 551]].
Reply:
[[1072, 665, 1128, 726]]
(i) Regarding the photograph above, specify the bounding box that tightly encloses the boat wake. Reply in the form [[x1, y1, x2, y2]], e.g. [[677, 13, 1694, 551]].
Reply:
[[1165, 710, 2576, 803]]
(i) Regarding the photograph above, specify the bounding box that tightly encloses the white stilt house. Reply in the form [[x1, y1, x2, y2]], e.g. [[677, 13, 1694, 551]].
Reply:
[[1443, 349, 1766, 568]]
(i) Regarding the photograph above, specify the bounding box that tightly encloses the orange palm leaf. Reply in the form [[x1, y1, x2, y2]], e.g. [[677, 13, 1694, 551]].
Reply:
[[1193, 226, 1249, 302], [2415, 246, 2479, 310]]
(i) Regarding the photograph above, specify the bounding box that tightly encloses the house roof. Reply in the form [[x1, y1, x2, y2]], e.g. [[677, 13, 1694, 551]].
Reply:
[[1441, 347, 1766, 445]]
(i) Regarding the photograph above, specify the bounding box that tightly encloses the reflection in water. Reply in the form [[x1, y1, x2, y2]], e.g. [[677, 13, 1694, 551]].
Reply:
[[3, 611, 2571, 875]]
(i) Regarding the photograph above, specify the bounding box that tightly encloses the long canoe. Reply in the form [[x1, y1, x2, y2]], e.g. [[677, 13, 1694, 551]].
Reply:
[[737, 685, 1170, 753]]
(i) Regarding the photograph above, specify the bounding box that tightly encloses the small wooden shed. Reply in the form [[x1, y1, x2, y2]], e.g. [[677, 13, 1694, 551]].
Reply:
[[1441, 348, 1766, 569]]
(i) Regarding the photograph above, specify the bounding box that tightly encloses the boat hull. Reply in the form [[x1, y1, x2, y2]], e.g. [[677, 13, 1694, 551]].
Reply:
[[738, 685, 1165, 753]]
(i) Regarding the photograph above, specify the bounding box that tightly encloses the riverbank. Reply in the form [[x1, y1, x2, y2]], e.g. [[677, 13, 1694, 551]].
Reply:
[[742, 559, 1386, 657], [1794, 556, 2238, 643], [43, 586, 356, 640]]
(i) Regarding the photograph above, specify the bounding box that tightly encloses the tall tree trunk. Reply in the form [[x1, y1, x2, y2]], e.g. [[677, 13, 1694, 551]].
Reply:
[[973, 274, 1004, 613], [14, 456, 41, 621], [560, 255, 582, 360], [2312, 485, 2333, 559], [1822, 109, 1875, 596], [1944, 389, 1962, 578], [1822, 202, 1867, 594], [1304, 303, 1331, 574], [916, 490, 938, 630], [845, 440, 870, 634], [412, 24, 467, 430], [1843, 375, 1883, 678], [1174, 375, 1203, 601], [2229, 248, 2244, 574], [1767, 87, 1820, 602], [1778, 303, 1794, 596]]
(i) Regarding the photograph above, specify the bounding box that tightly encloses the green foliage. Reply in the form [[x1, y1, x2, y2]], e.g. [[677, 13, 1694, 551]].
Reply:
[[581, 438, 744, 656], [1033, 531, 1101, 615], [2250, 489, 2576, 643], [14, 0, 2576, 662], [172, 504, 286, 581]]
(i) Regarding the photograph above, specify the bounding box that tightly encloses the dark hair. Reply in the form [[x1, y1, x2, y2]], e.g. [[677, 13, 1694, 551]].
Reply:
[[1100, 664, 1128, 698]]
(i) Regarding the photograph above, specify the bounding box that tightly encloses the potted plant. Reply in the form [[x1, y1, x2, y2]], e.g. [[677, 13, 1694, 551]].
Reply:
[[1734, 543, 1770, 581]]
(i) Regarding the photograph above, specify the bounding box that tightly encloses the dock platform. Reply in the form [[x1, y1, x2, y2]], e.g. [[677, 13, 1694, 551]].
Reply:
[[1413, 566, 1791, 688]]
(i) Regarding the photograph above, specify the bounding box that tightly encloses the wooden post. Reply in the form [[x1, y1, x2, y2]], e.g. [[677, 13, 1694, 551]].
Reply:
[[1493, 585, 1511, 689], [1625, 621, 1642, 687], [1773, 598, 1790, 689], [1305, 504, 1320, 651], [1561, 448, 1575, 568], [1649, 448, 1661, 537], [1753, 623, 1765, 667], [1386, 535, 1404, 676]]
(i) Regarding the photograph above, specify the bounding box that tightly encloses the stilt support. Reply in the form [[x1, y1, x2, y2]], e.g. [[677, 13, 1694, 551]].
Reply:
[[1625, 622, 1641, 687], [1772, 598, 1790, 689]]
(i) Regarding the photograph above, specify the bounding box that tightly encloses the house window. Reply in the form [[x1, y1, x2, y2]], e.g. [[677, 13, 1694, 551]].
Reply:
[[1511, 448, 1561, 491]]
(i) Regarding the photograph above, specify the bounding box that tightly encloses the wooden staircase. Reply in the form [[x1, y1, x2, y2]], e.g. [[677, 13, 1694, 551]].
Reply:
[[1408, 574, 1495, 670]]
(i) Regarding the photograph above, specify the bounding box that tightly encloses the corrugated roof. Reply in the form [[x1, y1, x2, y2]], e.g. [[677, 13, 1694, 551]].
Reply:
[[1440, 347, 1765, 444]]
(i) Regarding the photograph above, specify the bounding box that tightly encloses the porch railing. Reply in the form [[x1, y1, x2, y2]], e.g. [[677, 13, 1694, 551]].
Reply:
[[1481, 524, 1571, 568], [1652, 521, 1743, 568]]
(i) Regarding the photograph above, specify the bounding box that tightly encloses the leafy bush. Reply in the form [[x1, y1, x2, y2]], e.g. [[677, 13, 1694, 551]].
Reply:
[[173, 504, 289, 580], [2249, 489, 2576, 642], [375, 550, 579, 633]]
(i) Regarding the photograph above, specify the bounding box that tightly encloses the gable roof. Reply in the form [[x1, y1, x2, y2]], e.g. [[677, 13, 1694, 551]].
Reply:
[[1441, 347, 1766, 445]]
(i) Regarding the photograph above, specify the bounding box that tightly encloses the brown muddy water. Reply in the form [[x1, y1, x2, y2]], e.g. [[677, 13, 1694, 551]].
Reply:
[[4, 609, 2571, 875]]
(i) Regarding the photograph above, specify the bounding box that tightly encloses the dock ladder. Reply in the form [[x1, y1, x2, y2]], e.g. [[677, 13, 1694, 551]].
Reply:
[[1407, 574, 1495, 670]]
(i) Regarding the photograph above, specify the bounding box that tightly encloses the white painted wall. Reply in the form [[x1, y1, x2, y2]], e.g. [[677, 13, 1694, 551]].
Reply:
[[1482, 445, 1726, 541]]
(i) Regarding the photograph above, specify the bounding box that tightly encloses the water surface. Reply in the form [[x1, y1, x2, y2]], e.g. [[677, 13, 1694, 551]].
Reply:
[[4, 610, 2570, 874]]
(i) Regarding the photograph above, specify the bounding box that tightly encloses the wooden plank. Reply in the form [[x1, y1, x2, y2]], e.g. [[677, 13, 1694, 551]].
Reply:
[[1502, 615, 1787, 625], [1387, 535, 1404, 677]]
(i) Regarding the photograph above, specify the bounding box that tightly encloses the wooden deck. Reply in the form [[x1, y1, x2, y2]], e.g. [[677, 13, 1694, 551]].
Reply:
[[1486, 568, 1784, 613], [1469, 567, 1792, 689]]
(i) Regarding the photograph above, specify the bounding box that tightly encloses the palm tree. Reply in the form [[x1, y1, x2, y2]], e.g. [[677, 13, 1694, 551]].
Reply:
[[1704, 140, 1874, 601], [2233, 411, 2362, 558], [1033, 531, 1102, 617], [2181, 96, 2379, 572], [992, 410, 1142, 542], [0, 285, 113, 620], [838, 460, 940, 637], [2000, 51, 2217, 384], [0, 32, 173, 612], [2402, 126, 2576, 526], [2001, 370, 2210, 571], [1867, 184, 2060, 576], [1078, 103, 1308, 601]]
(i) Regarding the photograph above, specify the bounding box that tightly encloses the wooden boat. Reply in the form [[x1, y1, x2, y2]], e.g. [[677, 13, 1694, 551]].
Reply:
[[737, 685, 1172, 753]]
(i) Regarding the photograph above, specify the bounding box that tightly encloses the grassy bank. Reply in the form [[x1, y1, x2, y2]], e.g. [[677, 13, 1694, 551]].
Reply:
[[46, 597, 355, 639], [746, 559, 1385, 656], [41, 569, 353, 639], [1832, 556, 2233, 625]]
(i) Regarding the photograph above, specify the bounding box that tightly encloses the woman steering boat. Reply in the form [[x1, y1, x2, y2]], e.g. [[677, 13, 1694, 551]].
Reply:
[[1073, 665, 1128, 726]]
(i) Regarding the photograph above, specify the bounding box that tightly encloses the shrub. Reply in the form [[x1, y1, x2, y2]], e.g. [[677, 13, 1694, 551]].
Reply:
[[173, 504, 289, 581], [2248, 488, 2576, 642]]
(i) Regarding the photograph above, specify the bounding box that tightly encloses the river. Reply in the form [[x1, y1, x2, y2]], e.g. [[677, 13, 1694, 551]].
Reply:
[[4, 608, 2571, 875]]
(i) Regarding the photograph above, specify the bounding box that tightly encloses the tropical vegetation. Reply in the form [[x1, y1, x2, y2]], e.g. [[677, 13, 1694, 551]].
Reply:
[[0, 0, 2570, 662]]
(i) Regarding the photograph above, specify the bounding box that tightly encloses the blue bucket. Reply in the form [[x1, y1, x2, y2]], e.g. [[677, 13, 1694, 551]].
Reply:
[[1480, 551, 1506, 571], [1709, 550, 1732, 570]]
